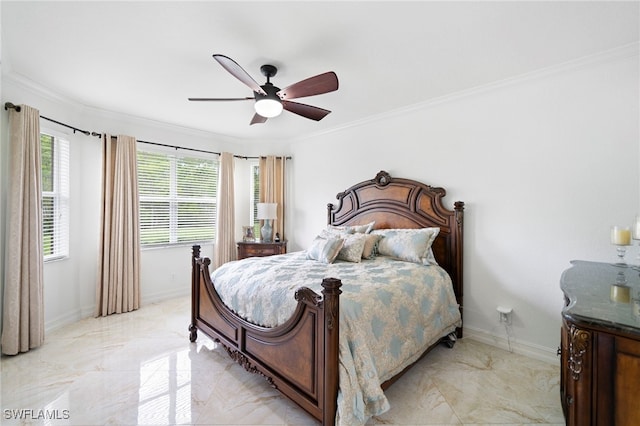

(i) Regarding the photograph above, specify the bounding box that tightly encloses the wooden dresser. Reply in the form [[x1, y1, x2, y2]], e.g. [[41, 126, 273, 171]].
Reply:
[[560, 260, 640, 426], [237, 241, 287, 260]]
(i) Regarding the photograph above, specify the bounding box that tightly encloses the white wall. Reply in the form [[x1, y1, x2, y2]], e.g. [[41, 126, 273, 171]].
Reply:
[[0, 75, 257, 330], [285, 47, 640, 360], [1, 46, 637, 362]]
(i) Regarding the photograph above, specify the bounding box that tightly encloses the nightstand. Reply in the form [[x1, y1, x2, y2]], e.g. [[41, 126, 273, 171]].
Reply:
[[237, 241, 287, 260], [560, 260, 640, 425]]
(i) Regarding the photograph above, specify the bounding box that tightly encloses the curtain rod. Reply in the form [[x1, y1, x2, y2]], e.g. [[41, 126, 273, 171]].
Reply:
[[4, 102, 101, 138], [5, 101, 291, 160], [135, 139, 291, 160]]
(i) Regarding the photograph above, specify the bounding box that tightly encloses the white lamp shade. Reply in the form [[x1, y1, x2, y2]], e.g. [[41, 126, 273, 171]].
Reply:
[[257, 203, 278, 220], [254, 99, 283, 118]]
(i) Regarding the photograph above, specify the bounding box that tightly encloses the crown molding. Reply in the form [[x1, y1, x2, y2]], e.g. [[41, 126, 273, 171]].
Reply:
[[83, 103, 245, 143], [2, 71, 245, 144], [3, 71, 83, 110], [4, 41, 638, 145], [295, 41, 640, 143]]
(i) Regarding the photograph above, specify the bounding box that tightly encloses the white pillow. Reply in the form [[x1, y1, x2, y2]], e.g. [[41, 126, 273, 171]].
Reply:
[[327, 221, 375, 234], [323, 226, 355, 236], [306, 236, 345, 264], [372, 227, 440, 265]]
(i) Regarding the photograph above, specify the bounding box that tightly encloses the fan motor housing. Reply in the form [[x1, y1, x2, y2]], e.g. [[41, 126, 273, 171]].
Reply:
[[255, 82, 281, 102], [260, 64, 278, 79]]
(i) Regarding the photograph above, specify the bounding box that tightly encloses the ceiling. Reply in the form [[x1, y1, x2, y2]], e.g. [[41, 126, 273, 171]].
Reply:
[[2, 1, 638, 142]]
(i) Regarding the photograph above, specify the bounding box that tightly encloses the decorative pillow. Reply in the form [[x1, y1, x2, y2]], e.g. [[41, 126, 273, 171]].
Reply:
[[306, 236, 345, 264], [319, 230, 366, 263], [336, 233, 368, 263], [328, 221, 375, 234], [372, 227, 440, 265], [361, 233, 382, 259]]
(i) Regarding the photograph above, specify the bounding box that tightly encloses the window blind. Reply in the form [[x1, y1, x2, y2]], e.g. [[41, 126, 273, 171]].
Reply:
[[41, 133, 70, 261], [250, 163, 260, 237], [137, 149, 218, 246]]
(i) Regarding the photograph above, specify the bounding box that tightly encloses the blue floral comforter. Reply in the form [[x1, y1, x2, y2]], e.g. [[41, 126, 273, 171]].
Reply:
[[210, 251, 461, 425]]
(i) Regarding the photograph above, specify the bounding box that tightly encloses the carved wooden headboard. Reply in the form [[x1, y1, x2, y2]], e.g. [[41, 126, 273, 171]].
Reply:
[[327, 171, 464, 315]]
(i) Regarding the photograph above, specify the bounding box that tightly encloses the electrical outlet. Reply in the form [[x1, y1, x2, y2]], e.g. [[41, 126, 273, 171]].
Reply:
[[497, 306, 513, 325]]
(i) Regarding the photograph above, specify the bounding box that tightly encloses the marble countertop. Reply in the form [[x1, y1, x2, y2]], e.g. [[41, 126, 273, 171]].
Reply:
[[561, 260, 640, 336]]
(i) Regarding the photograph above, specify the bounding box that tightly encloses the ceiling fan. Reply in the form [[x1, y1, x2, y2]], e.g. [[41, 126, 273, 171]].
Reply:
[[189, 54, 339, 125]]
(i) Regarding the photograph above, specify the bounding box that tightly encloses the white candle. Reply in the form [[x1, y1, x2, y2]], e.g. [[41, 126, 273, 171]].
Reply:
[[633, 215, 640, 240], [611, 226, 631, 245]]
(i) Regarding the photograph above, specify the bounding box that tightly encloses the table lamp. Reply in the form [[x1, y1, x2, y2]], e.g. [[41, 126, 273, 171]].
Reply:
[[257, 203, 277, 242]]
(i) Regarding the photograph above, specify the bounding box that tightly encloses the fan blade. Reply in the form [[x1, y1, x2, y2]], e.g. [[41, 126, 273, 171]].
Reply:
[[213, 54, 266, 95], [277, 72, 338, 100], [188, 97, 253, 101], [250, 113, 268, 125], [282, 100, 331, 121]]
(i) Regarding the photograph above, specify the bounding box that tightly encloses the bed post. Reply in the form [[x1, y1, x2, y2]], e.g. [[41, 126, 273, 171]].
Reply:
[[453, 201, 464, 338], [189, 244, 201, 342], [321, 277, 342, 425]]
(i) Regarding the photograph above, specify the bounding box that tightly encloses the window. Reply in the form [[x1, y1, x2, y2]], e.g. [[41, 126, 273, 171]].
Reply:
[[41, 132, 70, 261], [137, 149, 218, 247], [250, 163, 260, 237]]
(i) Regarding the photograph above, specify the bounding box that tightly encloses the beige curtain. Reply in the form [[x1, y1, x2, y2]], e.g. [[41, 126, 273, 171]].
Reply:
[[1, 105, 45, 355], [214, 152, 236, 268], [259, 156, 286, 240], [95, 134, 141, 317]]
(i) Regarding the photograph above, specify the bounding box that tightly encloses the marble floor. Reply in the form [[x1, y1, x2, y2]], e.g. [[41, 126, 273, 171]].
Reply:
[[1, 296, 564, 425]]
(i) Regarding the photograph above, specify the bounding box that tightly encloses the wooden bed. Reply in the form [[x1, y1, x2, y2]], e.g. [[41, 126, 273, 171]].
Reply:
[[189, 170, 464, 425]]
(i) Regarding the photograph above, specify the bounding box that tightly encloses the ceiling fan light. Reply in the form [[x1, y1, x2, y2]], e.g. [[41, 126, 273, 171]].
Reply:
[[254, 98, 283, 118]]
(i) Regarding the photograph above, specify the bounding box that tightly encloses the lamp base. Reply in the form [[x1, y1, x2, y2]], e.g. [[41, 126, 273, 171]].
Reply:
[[261, 219, 273, 243]]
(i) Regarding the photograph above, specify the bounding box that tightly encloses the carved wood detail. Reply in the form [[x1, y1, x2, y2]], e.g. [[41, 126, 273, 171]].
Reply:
[[374, 170, 391, 186], [321, 278, 342, 331], [217, 339, 277, 389], [188, 324, 198, 342], [295, 287, 322, 306], [568, 325, 590, 381]]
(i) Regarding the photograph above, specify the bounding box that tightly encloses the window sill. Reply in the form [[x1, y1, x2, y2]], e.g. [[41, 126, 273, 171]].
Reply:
[[44, 255, 69, 263], [141, 241, 214, 251]]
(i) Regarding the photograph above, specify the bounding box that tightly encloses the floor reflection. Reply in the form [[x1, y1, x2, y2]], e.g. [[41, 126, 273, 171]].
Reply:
[[1, 296, 564, 425], [138, 351, 192, 425]]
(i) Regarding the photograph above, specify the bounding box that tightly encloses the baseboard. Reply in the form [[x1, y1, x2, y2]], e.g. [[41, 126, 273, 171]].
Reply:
[[141, 288, 189, 305], [45, 290, 190, 333], [463, 326, 560, 365], [45, 309, 86, 333]]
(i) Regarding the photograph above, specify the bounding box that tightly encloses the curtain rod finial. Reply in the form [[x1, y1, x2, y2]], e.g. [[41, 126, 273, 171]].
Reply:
[[4, 102, 21, 112]]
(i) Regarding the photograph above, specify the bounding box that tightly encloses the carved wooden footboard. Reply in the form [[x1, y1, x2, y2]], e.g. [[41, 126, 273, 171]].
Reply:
[[189, 244, 342, 424]]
